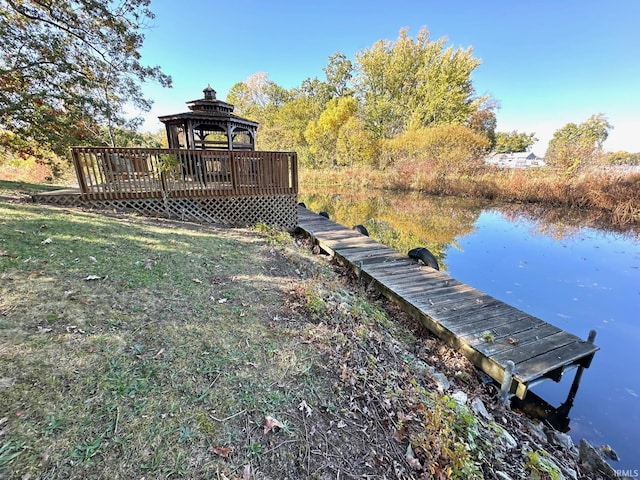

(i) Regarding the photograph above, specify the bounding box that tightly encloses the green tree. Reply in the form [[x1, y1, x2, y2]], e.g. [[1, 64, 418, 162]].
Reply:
[[494, 131, 538, 153], [354, 27, 486, 139], [227, 72, 294, 151], [545, 114, 613, 172], [323, 52, 353, 98], [0, 0, 171, 164], [606, 151, 640, 166]]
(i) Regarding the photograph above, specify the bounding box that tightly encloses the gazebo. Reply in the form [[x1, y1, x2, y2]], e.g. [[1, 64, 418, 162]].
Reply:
[[158, 85, 258, 151], [34, 84, 298, 230]]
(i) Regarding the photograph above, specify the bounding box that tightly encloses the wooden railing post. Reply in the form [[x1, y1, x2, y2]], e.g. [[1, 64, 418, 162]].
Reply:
[[71, 148, 88, 194]]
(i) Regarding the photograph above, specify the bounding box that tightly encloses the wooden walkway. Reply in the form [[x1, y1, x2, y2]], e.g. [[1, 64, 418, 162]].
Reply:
[[297, 206, 599, 400]]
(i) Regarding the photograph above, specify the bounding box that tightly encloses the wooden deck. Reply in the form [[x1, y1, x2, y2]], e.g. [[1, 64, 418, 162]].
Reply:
[[297, 206, 599, 400], [30, 147, 299, 229], [71, 147, 297, 201]]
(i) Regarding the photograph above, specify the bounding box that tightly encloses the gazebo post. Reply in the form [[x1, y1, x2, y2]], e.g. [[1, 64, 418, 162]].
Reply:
[[227, 125, 233, 151]]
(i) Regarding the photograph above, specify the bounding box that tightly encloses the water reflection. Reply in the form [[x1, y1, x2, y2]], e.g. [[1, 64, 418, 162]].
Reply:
[[301, 189, 486, 270], [299, 188, 640, 470]]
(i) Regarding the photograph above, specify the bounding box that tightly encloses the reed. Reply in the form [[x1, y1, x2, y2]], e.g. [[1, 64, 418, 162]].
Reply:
[[299, 164, 640, 226]]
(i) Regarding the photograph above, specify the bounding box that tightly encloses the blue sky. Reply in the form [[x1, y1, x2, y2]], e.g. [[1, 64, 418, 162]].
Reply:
[[139, 0, 640, 155]]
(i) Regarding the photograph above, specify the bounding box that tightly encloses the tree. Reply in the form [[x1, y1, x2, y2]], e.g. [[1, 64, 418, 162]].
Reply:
[[304, 96, 358, 167], [467, 97, 499, 148], [0, 0, 171, 164], [494, 130, 537, 153], [545, 114, 613, 172], [336, 116, 379, 167], [323, 52, 353, 98], [354, 27, 486, 140], [383, 124, 489, 169]]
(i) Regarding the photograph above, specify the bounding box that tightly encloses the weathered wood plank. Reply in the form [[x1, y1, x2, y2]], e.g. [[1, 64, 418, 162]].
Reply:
[[384, 278, 468, 297], [471, 324, 564, 358], [515, 341, 598, 383], [363, 258, 425, 272], [490, 331, 579, 365]]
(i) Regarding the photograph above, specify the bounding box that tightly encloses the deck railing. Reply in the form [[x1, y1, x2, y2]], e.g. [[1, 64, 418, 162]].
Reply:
[[71, 147, 298, 200]]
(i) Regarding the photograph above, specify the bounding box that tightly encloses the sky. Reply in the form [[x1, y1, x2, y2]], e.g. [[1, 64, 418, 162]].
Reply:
[[138, 0, 640, 156]]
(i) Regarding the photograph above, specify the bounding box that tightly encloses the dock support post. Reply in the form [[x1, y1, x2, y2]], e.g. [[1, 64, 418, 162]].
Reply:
[[500, 360, 515, 405], [557, 330, 597, 417]]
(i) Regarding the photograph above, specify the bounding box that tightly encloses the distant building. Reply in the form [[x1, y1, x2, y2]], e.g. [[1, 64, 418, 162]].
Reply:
[[484, 152, 546, 168]]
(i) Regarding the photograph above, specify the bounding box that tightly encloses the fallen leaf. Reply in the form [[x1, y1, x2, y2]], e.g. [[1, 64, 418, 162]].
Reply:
[[85, 275, 101, 281], [0, 417, 8, 425], [153, 348, 165, 360], [264, 415, 284, 434], [405, 443, 422, 470], [298, 400, 312, 417], [209, 444, 234, 457], [393, 426, 406, 442], [193, 278, 202, 284], [41, 238, 52, 244], [37, 326, 53, 334], [66, 325, 85, 334]]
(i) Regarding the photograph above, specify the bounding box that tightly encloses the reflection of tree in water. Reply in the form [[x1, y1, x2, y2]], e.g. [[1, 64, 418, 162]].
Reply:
[[497, 203, 640, 241], [299, 189, 484, 270]]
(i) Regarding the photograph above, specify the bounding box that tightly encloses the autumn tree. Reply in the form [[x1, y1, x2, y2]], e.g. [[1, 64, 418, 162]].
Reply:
[[467, 97, 499, 148], [304, 96, 358, 168], [0, 0, 172, 165], [354, 27, 488, 140], [384, 124, 489, 169], [494, 131, 537, 153], [545, 114, 613, 172]]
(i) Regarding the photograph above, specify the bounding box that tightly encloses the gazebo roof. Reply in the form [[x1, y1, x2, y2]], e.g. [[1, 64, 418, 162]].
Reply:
[[158, 85, 258, 129]]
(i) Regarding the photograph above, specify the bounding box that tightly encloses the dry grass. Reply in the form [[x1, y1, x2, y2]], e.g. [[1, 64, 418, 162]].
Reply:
[[300, 164, 640, 226]]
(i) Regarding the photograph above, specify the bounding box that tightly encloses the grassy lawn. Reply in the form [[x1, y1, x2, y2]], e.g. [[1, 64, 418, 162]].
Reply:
[[0, 188, 585, 479]]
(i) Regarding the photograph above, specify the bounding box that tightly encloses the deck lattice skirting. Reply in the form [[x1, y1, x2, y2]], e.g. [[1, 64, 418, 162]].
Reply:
[[85, 195, 297, 229], [33, 147, 299, 229]]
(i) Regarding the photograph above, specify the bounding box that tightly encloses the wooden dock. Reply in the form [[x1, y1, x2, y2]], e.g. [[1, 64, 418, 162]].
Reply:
[[297, 206, 599, 400]]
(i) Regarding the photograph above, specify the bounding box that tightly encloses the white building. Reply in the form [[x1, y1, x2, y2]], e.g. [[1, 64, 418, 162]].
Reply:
[[484, 152, 546, 168]]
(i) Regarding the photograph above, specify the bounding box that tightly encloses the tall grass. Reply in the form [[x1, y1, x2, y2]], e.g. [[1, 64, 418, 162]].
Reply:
[[299, 164, 640, 226]]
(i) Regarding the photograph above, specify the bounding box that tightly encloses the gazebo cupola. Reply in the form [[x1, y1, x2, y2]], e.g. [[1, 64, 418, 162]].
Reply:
[[158, 85, 258, 151]]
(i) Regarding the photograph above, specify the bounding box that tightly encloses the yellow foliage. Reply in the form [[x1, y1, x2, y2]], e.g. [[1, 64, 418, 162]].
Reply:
[[382, 125, 489, 171]]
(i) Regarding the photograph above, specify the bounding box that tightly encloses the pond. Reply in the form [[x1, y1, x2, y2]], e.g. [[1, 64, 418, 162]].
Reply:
[[299, 189, 640, 471]]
